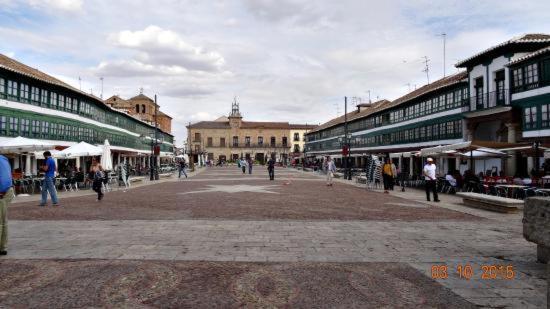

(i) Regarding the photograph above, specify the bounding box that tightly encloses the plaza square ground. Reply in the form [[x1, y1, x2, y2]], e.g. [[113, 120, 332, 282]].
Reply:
[[0, 166, 548, 308]]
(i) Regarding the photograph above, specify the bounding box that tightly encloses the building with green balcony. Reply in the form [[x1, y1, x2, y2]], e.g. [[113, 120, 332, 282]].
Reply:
[[508, 46, 550, 174], [306, 33, 550, 177], [0, 53, 174, 174], [305, 71, 468, 177]]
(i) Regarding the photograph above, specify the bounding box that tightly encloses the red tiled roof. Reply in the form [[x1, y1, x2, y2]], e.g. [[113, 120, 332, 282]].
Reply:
[[187, 121, 231, 129], [289, 124, 317, 130], [187, 121, 315, 130], [240, 121, 290, 129], [507, 46, 550, 66], [307, 71, 468, 134], [456, 33, 550, 67], [0, 53, 174, 137], [307, 99, 390, 134]]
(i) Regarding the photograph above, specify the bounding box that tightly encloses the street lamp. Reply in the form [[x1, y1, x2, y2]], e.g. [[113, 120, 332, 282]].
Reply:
[[534, 141, 541, 177]]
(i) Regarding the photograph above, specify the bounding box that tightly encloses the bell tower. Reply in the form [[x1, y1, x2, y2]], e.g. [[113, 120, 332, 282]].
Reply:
[[228, 97, 242, 128]]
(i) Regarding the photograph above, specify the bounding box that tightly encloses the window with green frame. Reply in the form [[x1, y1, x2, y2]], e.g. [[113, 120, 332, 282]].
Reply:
[[41, 89, 49, 106], [0, 116, 6, 135], [525, 63, 539, 86], [51, 92, 58, 109], [512, 68, 523, 91], [41, 121, 49, 138], [524, 106, 537, 129], [20, 83, 29, 103], [31, 86, 40, 105], [7, 80, 17, 98], [0, 78, 4, 97], [21, 119, 30, 136], [541, 104, 550, 128], [8, 117, 18, 136]]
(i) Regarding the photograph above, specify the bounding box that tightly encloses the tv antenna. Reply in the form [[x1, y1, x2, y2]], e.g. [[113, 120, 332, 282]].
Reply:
[[440, 33, 446, 77], [422, 56, 430, 84], [333, 102, 340, 117]]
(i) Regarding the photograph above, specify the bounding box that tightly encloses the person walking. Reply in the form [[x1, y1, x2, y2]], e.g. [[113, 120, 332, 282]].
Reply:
[[247, 158, 253, 174], [267, 157, 275, 180], [325, 156, 336, 186], [39, 151, 59, 206], [423, 157, 440, 202], [92, 164, 105, 201], [178, 159, 188, 178], [0, 154, 14, 255], [120, 159, 130, 189], [241, 158, 247, 174], [382, 158, 394, 193]]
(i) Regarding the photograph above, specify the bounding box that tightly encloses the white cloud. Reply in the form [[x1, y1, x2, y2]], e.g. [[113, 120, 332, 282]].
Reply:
[[28, 0, 83, 12], [107, 26, 225, 72], [3, 0, 550, 144]]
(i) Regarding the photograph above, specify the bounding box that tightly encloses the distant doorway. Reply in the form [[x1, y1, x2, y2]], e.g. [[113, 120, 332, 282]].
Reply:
[[255, 153, 265, 164]]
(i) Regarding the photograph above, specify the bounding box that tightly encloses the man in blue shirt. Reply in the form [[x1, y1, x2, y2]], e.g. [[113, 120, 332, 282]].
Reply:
[[40, 151, 59, 206], [0, 154, 14, 255]]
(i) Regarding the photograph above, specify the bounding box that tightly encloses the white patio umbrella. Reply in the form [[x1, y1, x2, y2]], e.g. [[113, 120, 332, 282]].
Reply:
[[100, 139, 113, 171], [0, 136, 54, 153], [33, 149, 64, 159], [59, 141, 102, 158]]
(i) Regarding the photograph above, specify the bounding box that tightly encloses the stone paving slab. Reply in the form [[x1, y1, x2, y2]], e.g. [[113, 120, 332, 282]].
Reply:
[[3, 219, 547, 307], [2, 167, 547, 308], [0, 260, 475, 308], [8, 168, 478, 221]]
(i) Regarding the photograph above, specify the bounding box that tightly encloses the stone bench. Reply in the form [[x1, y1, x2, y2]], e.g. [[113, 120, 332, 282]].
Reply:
[[129, 176, 145, 183], [456, 192, 524, 213], [523, 197, 550, 263]]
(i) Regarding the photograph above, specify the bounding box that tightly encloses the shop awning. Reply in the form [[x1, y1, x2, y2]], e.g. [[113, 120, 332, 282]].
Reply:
[[389, 151, 419, 159], [459, 148, 508, 158], [420, 140, 522, 156]]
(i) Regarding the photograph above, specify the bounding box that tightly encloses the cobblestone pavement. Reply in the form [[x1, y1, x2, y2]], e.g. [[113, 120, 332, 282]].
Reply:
[[1, 167, 547, 308]]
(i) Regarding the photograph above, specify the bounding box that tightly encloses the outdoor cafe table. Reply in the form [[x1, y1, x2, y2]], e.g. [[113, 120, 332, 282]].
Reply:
[[495, 184, 528, 198]]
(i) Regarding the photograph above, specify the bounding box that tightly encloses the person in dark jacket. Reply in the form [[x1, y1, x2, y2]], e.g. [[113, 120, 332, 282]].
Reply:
[[267, 158, 275, 180], [92, 164, 105, 201]]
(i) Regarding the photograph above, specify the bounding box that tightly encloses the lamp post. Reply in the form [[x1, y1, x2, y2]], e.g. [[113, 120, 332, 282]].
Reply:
[[342, 97, 352, 180], [534, 141, 541, 177]]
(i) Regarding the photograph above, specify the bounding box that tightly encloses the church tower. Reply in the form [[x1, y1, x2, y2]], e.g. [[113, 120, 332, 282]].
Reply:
[[228, 97, 242, 128]]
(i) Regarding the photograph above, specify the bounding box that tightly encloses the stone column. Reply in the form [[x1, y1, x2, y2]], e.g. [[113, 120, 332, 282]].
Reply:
[[13, 155, 20, 170], [31, 157, 37, 175], [53, 158, 58, 176], [505, 123, 518, 176], [25, 154, 31, 176], [409, 157, 414, 176], [76, 157, 81, 170], [527, 157, 534, 175]]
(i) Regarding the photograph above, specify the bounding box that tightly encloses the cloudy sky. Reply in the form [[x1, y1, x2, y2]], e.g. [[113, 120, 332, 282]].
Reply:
[[1, 0, 549, 145]]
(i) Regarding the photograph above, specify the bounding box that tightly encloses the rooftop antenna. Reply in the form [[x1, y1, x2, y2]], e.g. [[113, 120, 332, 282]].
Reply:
[[139, 87, 144, 94], [100, 77, 104, 99], [442, 33, 446, 77], [78, 76, 82, 90], [405, 83, 411, 92], [333, 102, 340, 117], [366, 90, 371, 103], [422, 56, 430, 84]]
